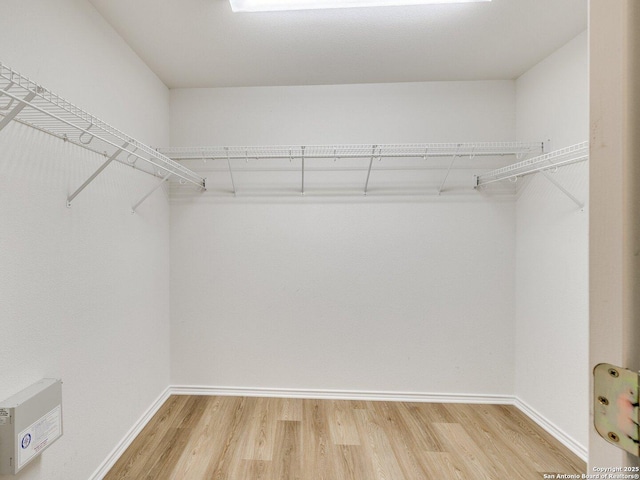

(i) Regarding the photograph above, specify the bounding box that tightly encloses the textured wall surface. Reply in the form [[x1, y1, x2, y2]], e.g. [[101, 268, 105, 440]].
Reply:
[[170, 80, 518, 396], [515, 31, 589, 454], [0, 1, 171, 479]]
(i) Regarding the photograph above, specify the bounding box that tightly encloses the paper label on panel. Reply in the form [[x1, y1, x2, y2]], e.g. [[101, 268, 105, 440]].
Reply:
[[16, 405, 62, 469]]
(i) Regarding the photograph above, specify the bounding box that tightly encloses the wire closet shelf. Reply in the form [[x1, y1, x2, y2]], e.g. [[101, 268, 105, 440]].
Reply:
[[163, 142, 545, 195], [0, 63, 205, 192], [162, 143, 544, 161], [474, 141, 589, 188]]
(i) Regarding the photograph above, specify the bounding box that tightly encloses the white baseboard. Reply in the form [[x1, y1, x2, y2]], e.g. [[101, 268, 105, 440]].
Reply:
[[89, 386, 171, 480], [170, 384, 513, 404], [514, 397, 587, 461]]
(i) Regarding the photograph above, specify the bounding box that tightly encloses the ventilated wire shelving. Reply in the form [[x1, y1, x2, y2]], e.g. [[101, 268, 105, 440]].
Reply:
[[2, 61, 587, 203], [474, 142, 589, 187], [163, 143, 543, 161], [162, 142, 544, 196], [474, 141, 589, 207], [0, 62, 205, 209]]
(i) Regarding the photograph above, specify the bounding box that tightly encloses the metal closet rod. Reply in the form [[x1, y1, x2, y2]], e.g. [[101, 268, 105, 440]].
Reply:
[[161, 142, 544, 161], [0, 62, 206, 208]]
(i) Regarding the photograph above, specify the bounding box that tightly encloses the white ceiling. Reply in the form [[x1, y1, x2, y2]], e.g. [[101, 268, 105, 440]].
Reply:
[[88, 0, 587, 89]]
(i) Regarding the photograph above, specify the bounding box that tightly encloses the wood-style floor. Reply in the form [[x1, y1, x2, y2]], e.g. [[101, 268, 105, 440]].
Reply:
[[105, 395, 585, 480]]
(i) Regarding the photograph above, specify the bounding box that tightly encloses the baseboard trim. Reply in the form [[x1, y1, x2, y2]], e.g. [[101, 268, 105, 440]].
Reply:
[[89, 386, 171, 480], [514, 397, 587, 462], [170, 385, 513, 404]]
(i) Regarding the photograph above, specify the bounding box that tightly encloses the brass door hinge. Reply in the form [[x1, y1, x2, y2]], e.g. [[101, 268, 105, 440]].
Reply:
[[594, 363, 640, 456]]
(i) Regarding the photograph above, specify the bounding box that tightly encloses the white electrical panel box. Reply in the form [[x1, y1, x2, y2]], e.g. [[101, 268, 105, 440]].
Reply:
[[0, 379, 63, 475]]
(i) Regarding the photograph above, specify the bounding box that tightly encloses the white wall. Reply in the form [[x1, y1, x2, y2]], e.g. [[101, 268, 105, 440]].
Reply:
[[514, 31, 589, 454], [170, 81, 518, 396], [0, 1, 171, 479], [171, 81, 515, 146]]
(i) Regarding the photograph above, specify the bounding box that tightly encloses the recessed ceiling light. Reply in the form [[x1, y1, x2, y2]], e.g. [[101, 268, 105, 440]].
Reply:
[[229, 0, 490, 13]]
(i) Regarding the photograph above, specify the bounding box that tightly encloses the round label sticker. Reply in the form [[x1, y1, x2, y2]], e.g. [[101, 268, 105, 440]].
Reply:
[[21, 433, 31, 449]]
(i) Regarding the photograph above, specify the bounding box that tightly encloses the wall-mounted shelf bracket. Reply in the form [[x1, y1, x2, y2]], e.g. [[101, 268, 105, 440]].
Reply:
[[539, 170, 584, 209], [594, 363, 639, 456], [364, 145, 377, 195], [0, 81, 16, 110], [67, 141, 130, 207], [131, 172, 171, 214], [301, 146, 305, 195], [438, 145, 460, 195], [225, 147, 236, 196], [0, 90, 36, 133]]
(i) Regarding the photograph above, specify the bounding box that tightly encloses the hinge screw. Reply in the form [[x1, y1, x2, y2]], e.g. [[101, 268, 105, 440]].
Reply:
[[608, 368, 620, 378], [598, 396, 609, 405], [608, 432, 620, 442]]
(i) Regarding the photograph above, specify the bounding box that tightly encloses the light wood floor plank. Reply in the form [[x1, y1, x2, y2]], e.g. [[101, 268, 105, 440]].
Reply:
[[172, 396, 208, 429], [278, 397, 303, 422], [436, 421, 513, 480], [240, 397, 278, 461], [272, 420, 302, 480], [489, 404, 579, 473], [396, 402, 446, 452], [157, 397, 211, 478], [327, 400, 360, 446], [370, 401, 431, 479], [204, 396, 250, 480], [301, 398, 335, 480], [105, 395, 586, 480], [422, 452, 467, 480], [105, 395, 186, 479], [171, 397, 230, 479], [443, 403, 540, 480], [331, 444, 370, 480], [499, 405, 586, 473], [140, 426, 193, 480], [353, 407, 408, 480]]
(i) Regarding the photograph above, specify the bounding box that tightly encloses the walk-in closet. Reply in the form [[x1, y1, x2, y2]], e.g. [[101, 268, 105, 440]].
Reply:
[[2, 0, 638, 479]]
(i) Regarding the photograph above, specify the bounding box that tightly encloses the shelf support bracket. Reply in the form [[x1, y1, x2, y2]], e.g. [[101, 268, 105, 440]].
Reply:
[[301, 146, 305, 195], [131, 172, 172, 213], [225, 148, 236, 196], [0, 90, 36, 133], [438, 147, 459, 195], [364, 145, 377, 195], [540, 170, 584, 209], [0, 81, 16, 110], [67, 142, 129, 207]]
